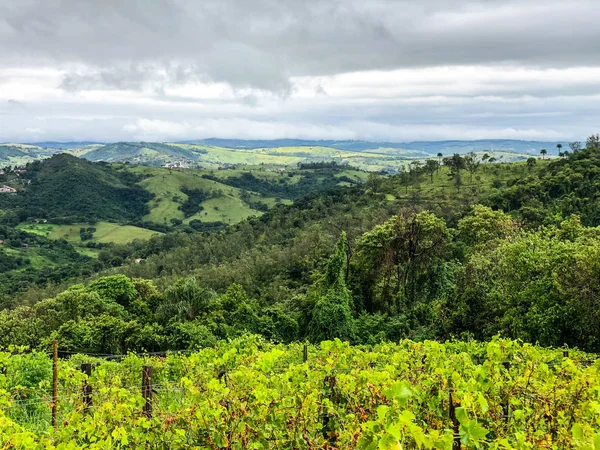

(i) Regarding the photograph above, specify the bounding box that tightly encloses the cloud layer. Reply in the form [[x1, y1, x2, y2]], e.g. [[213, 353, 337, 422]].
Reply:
[[1, 0, 599, 142]]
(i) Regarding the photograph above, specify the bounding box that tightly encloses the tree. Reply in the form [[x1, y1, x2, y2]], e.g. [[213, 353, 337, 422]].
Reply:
[[307, 232, 354, 343], [409, 161, 422, 182], [556, 143, 562, 154], [482, 153, 490, 163], [540, 148, 547, 160], [366, 173, 383, 194], [88, 275, 137, 307], [444, 154, 465, 192], [424, 159, 438, 183], [353, 212, 450, 312], [457, 205, 517, 248], [586, 134, 600, 150], [569, 141, 581, 153], [436, 153, 443, 172], [158, 278, 215, 322], [464, 152, 480, 184], [526, 157, 536, 171]]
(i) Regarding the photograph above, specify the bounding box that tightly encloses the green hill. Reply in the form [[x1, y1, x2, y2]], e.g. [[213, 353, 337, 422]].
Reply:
[[82, 142, 206, 164], [15, 154, 152, 222]]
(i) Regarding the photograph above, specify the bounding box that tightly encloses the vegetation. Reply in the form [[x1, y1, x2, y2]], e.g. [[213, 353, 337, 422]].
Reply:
[[0, 136, 600, 445], [0, 337, 598, 448]]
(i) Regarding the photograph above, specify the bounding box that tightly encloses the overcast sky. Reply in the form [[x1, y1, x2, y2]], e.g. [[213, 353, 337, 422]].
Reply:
[[1, 0, 600, 143]]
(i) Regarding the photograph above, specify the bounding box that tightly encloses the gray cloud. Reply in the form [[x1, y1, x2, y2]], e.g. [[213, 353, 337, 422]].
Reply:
[[1, 0, 600, 92], [1, 0, 600, 142]]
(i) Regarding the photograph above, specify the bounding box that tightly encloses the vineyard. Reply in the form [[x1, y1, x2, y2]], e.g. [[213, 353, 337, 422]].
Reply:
[[0, 336, 599, 449]]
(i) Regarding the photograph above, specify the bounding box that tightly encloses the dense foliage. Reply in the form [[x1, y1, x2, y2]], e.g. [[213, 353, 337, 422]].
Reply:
[[0, 337, 598, 448], [0, 154, 152, 224], [3, 139, 600, 352], [202, 167, 360, 200]]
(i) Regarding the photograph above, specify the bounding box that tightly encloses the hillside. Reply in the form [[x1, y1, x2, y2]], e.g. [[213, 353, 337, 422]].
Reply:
[[120, 163, 366, 226], [11, 154, 152, 222], [3, 141, 600, 353], [1, 139, 600, 449], [5, 139, 563, 172], [81, 141, 206, 164]]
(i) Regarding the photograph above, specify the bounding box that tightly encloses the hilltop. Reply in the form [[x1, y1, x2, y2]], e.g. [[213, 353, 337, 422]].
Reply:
[[4, 154, 152, 223]]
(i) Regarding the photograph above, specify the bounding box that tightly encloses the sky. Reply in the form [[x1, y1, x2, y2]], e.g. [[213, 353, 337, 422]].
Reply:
[[1, 0, 600, 143]]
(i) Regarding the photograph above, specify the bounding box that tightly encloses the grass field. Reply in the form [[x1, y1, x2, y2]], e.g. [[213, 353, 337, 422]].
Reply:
[[122, 165, 268, 224], [17, 222, 160, 245], [119, 164, 349, 225], [391, 160, 549, 203]]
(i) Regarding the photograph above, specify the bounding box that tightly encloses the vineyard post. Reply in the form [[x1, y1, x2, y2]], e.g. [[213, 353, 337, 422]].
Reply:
[[81, 363, 93, 413], [303, 343, 308, 362], [502, 362, 511, 422], [448, 381, 461, 449], [52, 339, 58, 428], [142, 365, 153, 419]]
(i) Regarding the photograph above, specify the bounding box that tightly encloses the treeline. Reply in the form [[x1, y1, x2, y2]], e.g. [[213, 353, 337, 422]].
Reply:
[[2, 205, 600, 353], [202, 168, 360, 200]]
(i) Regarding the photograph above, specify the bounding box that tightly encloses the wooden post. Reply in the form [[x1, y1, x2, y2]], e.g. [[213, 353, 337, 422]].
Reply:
[[52, 339, 58, 428], [449, 387, 461, 449], [303, 343, 308, 363], [81, 363, 92, 412], [502, 362, 510, 422], [142, 366, 153, 419]]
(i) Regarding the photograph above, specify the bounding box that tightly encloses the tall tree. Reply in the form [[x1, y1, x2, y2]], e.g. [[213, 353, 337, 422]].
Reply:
[[444, 154, 465, 192], [307, 232, 354, 343], [464, 152, 480, 184], [586, 134, 600, 150], [424, 159, 438, 183], [353, 212, 450, 312], [556, 143, 562, 155], [540, 148, 547, 160]]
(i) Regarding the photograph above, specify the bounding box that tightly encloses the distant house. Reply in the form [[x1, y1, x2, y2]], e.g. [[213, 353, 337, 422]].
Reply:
[[135, 258, 143, 263], [164, 161, 188, 169], [0, 169, 5, 175], [0, 185, 16, 193]]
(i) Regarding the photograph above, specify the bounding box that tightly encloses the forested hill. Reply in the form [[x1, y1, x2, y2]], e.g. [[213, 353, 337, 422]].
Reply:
[[2, 136, 600, 356], [2, 154, 151, 223]]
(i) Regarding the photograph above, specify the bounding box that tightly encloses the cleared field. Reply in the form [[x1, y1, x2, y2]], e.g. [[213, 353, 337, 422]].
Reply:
[[187, 195, 258, 224], [17, 222, 160, 244], [125, 165, 266, 224]]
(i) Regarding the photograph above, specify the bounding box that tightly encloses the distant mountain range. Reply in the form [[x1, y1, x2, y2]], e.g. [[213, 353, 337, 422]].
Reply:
[[176, 138, 568, 154], [8, 138, 570, 155], [0, 138, 570, 171]]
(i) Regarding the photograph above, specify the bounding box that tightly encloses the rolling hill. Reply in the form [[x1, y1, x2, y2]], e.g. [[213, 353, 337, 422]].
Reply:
[[15, 154, 152, 222]]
